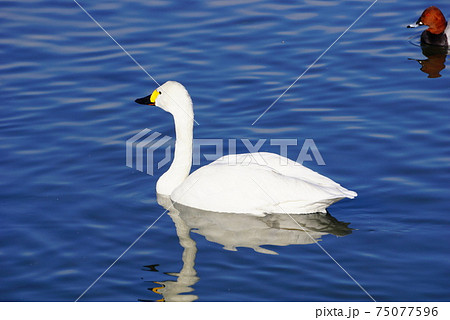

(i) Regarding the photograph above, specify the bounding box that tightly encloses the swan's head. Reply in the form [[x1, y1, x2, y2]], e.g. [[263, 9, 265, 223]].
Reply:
[[135, 81, 193, 117]]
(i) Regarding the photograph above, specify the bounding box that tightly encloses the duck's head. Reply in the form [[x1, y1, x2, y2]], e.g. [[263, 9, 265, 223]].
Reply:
[[135, 81, 193, 117], [407, 6, 447, 34]]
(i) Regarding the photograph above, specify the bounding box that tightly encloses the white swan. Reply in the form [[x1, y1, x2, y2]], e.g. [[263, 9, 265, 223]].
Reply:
[[135, 81, 357, 216]]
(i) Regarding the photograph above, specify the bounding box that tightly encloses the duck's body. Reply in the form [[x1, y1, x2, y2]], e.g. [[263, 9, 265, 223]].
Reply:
[[420, 25, 450, 47], [408, 6, 450, 47], [135, 81, 357, 215]]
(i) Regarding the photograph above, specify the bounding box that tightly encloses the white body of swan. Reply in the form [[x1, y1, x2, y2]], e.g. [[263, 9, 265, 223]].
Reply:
[[135, 81, 357, 216]]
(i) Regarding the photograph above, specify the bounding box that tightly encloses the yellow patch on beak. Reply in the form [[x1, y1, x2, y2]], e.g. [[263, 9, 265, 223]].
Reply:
[[150, 89, 160, 104]]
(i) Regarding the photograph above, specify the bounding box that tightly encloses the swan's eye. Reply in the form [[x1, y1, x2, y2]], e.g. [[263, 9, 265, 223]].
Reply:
[[159, 91, 162, 95]]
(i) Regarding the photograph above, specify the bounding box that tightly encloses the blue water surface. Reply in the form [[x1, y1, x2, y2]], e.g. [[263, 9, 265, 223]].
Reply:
[[1, 0, 449, 301]]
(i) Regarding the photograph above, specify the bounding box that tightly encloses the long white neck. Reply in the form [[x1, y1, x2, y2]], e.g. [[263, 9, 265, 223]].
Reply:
[[156, 112, 193, 196]]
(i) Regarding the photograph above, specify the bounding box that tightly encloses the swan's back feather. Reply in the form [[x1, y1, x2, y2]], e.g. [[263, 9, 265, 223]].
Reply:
[[171, 152, 357, 215]]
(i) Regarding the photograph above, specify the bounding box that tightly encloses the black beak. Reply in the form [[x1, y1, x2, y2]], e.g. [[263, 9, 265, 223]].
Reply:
[[135, 95, 154, 105]]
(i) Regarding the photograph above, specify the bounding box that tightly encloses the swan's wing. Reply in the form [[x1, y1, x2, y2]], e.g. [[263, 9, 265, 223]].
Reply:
[[211, 152, 357, 198], [171, 152, 356, 215]]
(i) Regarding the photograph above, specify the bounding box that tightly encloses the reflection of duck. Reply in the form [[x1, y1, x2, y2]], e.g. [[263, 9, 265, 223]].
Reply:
[[135, 81, 356, 215], [409, 45, 448, 78], [143, 195, 352, 301]]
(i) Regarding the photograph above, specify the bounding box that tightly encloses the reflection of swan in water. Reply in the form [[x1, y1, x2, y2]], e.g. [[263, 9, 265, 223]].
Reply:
[[175, 201, 352, 255], [143, 195, 352, 301], [142, 195, 199, 302], [409, 45, 448, 78]]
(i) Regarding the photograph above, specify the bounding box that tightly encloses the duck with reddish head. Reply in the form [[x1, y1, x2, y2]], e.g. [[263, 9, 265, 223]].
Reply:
[[407, 6, 450, 47]]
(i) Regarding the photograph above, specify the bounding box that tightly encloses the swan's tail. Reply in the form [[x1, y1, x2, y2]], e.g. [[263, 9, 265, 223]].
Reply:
[[341, 188, 357, 199], [274, 186, 357, 214]]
